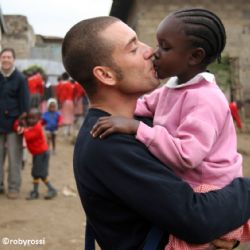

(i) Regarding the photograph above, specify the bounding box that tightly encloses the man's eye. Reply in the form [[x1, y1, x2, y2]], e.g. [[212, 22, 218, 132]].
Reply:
[[131, 48, 138, 53]]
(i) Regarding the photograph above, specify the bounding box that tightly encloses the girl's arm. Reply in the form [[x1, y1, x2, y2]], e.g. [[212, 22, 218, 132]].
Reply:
[[91, 87, 163, 138], [91, 116, 140, 139], [136, 101, 219, 169], [135, 87, 162, 117], [57, 113, 63, 127]]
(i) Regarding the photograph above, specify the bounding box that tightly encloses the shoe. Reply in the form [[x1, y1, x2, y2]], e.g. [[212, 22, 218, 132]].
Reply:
[[7, 191, 19, 199], [26, 191, 39, 200], [44, 189, 57, 199]]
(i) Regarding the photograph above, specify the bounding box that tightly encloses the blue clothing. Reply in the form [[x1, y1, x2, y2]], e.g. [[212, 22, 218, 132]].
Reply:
[[74, 108, 250, 250], [42, 111, 60, 132], [0, 69, 30, 133]]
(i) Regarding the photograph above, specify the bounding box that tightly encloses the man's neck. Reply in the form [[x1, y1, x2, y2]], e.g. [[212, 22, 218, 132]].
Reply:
[[89, 92, 139, 118], [0, 67, 15, 77]]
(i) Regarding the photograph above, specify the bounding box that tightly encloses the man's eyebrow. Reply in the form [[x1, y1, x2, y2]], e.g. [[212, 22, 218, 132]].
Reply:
[[124, 36, 137, 50]]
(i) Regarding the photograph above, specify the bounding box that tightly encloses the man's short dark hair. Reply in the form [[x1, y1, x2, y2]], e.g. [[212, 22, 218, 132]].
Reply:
[[62, 16, 120, 96], [0, 48, 16, 58]]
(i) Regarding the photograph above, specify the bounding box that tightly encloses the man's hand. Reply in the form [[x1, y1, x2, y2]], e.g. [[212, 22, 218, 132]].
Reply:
[[90, 116, 139, 139]]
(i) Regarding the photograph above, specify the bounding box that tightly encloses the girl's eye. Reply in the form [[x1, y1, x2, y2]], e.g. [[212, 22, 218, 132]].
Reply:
[[160, 45, 170, 51], [159, 43, 170, 51]]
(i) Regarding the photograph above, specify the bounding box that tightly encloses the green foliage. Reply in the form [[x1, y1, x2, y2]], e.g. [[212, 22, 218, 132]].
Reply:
[[207, 55, 232, 92], [23, 65, 46, 76]]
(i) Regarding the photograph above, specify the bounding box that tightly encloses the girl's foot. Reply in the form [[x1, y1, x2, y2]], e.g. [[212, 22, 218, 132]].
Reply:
[[26, 191, 39, 200]]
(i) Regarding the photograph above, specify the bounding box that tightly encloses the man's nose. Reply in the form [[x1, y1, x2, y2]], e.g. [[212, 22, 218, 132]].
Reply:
[[143, 45, 154, 60]]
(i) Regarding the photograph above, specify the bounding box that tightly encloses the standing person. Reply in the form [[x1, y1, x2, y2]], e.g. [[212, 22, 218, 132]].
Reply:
[[40, 74, 54, 113], [0, 48, 29, 199], [90, 9, 250, 249], [57, 72, 75, 137], [27, 71, 44, 109], [14, 108, 57, 200], [73, 80, 87, 132], [62, 16, 250, 250], [42, 98, 62, 154]]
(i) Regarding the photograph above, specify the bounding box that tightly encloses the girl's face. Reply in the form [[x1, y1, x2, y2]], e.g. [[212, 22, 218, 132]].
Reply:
[[49, 103, 57, 112], [27, 113, 39, 126], [154, 16, 194, 83]]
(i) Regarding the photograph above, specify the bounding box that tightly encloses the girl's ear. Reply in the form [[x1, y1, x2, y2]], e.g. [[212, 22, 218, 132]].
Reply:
[[189, 47, 206, 66], [93, 66, 116, 86]]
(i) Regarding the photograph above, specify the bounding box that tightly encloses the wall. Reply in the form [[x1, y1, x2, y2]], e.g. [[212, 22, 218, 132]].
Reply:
[[126, 0, 250, 117], [1, 15, 35, 58]]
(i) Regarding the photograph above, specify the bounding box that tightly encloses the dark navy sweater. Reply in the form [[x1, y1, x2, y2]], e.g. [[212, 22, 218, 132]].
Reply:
[[0, 69, 29, 133], [74, 108, 250, 250]]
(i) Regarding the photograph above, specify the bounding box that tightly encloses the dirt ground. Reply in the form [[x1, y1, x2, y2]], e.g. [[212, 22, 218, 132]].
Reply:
[[0, 129, 250, 250]]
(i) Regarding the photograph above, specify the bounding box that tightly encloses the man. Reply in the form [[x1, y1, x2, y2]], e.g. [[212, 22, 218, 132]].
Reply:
[[0, 48, 29, 199], [62, 17, 250, 249]]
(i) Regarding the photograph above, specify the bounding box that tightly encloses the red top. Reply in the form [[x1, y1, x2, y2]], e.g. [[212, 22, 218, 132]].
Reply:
[[74, 82, 86, 100], [229, 102, 242, 129], [28, 73, 44, 95], [24, 121, 48, 155], [56, 80, 75, 103], [13, 120, 48, 155]]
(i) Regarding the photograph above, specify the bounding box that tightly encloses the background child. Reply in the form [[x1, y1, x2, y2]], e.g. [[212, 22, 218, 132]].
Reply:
[[15, 108, 57, 200], [91, 8, 250, 249], [42, 98, 62, 154], [56, 72, 75, 137]]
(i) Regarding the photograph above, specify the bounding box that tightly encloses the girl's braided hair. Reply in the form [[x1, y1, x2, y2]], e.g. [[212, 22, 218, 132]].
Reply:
[[173, 8, 226, 65]]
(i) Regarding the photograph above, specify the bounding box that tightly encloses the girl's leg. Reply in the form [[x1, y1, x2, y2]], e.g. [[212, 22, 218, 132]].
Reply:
[[42, 177, 57, 199], [26, 178, 39, 200], [51, 134, 56, 153], [46, 133, 52, 150]]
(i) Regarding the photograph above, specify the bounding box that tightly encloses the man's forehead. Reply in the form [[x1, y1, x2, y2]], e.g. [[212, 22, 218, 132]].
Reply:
[[1, 51, 14, 57], [103, 21, 137, 49]]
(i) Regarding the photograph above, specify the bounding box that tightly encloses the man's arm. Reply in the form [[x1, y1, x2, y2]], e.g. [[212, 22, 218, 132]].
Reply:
[[88, 134, 250, 244]]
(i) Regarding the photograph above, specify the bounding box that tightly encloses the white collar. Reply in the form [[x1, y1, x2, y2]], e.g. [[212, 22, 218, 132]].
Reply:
[[0, 66, 15, 77], [165, 72, 216, 89]]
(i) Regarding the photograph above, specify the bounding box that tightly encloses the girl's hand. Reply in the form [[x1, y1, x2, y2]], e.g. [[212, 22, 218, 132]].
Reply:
[[17, 126, 24, 134], [211, 239, 239, 250], [90, 116, 139, 139]]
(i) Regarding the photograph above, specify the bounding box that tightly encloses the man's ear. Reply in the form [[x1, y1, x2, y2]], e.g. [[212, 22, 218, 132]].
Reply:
[[93, 66, 116, 86], [189, 47, 206, 66]]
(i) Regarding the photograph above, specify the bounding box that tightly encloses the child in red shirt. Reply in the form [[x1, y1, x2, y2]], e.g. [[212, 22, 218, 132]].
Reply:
[[15, 108, 57, 200]]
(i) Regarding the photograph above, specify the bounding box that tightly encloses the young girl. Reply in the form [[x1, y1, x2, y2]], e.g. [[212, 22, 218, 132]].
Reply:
[[56, 72, 75, 137], [42, 98, 62, 154], [91, 8, 250, 249], [15, 108, 57, 200]]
